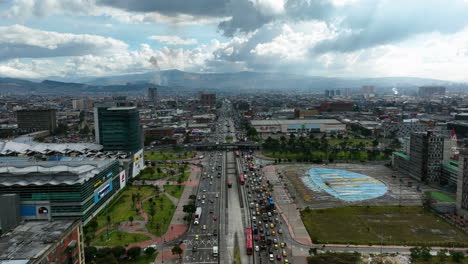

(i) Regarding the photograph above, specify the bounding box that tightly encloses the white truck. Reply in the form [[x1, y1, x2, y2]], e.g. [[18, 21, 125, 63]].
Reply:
[[194, 207, 202, 225]]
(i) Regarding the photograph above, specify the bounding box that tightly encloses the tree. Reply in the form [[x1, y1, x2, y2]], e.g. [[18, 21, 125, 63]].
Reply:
[[127, 246, 141, 259], [183, 204, 196, 214], [172, 245, 183, 258], [144, 246, 157, 256], [84, 247, 98, 263], [111, 246, 126, 259], [189, 194, 197, 200], [450, 250, 464, 263], [437, 249, 448, 261]]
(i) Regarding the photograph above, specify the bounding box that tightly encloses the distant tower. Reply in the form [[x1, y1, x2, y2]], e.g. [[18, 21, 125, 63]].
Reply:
[[148, 87, 158, 106], [335, 90, 341, 96]]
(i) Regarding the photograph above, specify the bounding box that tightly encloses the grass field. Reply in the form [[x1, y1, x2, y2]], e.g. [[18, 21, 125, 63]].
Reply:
[[144, 151, 195, 161], [91, 186, 159, 231], [137, 164, 188, 181], [430, 191, 456, 202], [164, 185, 184, 198], [301, 206, 468, 246], [91, 227, 151, 246], [167, 172, 190, 182], [142, 194, 176, 236]]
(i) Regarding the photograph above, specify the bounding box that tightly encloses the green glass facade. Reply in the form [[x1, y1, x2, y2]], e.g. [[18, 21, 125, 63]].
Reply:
[[95, 107, 142, 153], [0, 160, 121, 223]]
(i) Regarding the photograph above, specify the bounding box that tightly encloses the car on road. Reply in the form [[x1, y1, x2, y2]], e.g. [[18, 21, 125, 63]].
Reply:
[[195, 235, 199, 240], [274, 244, 278, 250], [203, 189, 207, 192], [282, 250, 287, 257], [192, 246, 198, 252], [254, 236, 259, 241], [202, 225, 207, 230], [284, 259, 289, 264], [271, 231, 276, 236], [278, 229, 283, 234], [255, 245, 260, 252], [270, 223, 275, 229], [213, 216, 218, 221], [280, 242, 286, 248], [276, 254, 282, 260], [213, 229, 217, 236]]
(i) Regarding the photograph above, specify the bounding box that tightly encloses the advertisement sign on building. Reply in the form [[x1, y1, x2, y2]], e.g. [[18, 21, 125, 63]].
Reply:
[[119, 171, 126, 189], [132, 149, 145, 178], [94, 181, 113, 203]]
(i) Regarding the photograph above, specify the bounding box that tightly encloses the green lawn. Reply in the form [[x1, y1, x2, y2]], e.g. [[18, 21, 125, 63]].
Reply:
[[137, 164, 189, 181], [142, 194, 176, 236], [301, 206, 468, 247], [164, 185, 184, 199], [430, 191, 456, 202], [91, 228, 151, 247], [144, 151, 195, 161], [89, 186, 159, 232], [225, 136, 233, 142], [167, 172, 190, 183]]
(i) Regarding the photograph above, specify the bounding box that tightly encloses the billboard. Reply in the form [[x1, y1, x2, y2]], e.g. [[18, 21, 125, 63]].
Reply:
[[94, 181, 113, 203], [119, 171, 126, 189], [132, 149, 145, 178]]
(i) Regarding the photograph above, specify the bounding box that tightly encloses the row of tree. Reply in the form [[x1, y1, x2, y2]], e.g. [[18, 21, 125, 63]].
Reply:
[[85, 246, 155, 264]]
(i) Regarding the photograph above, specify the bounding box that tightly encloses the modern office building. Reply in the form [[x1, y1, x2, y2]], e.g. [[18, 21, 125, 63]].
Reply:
[[0, 219, 84, 264], [16, 109, 57, 132], [94, 106, 142, 153], [148, 87, 158, 105], [72, 99, 93, 110], [457, 150, 468, 219], [0, 159, 125, 224], [393, 131, 451, 185], [418, 86, 446, 97]]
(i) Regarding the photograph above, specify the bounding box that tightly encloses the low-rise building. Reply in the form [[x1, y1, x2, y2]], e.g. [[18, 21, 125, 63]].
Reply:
[[251, 119, 346, 134], [0, 219, 84, 264]]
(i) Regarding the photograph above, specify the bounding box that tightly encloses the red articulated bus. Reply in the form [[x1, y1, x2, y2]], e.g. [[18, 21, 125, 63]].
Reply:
[[239, 173, 245, 185], [235, 151, 241, 157], [246, 227, 253, 255]]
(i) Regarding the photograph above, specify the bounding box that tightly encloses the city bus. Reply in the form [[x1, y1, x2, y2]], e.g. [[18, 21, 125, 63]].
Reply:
[[246, 228, 253, 255], [239, 173, 245, 185]]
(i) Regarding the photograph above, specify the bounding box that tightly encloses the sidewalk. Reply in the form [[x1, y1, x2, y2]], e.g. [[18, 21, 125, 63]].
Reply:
[[263, 165, 313, 246]]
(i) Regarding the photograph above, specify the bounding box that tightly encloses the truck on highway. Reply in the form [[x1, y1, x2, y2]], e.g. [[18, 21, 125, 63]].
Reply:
[[194, 207, 202, 225]]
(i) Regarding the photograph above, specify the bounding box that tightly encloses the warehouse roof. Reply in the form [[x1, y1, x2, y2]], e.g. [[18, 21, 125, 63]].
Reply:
[[0, 220, 78, 263], [0, 159, 115, 186], [251, 119, 343, 126]]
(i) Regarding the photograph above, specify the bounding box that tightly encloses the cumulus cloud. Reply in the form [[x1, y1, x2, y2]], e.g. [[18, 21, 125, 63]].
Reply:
[[312, 0, 468, 53], [149, 35, 198, 45], [0, 24, 128, 61]]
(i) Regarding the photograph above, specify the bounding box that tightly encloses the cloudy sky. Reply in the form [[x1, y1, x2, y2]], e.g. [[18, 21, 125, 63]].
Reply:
[[1, 0, 468, 81]]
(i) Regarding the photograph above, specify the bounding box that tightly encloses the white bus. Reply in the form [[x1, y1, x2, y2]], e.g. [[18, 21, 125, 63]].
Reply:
[[194, 207, 202, 225]]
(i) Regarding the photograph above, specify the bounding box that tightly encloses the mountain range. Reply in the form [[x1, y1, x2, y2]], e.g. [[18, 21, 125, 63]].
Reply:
[[1, 70, 467, 95]]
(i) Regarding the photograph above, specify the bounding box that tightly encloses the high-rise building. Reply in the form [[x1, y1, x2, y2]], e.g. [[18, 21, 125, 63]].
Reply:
[[335, 89, 341, 96], [148, 87, 158, 104], [16, 109, 57, 132], [72, 99, 93, 110], [94, 107, 142, 153], [362, 85, 375, 94], [457, 150, 468, 218], [407, 131, 450, 183], [200, 92, 216, 107], [418, 86, 446, 97]]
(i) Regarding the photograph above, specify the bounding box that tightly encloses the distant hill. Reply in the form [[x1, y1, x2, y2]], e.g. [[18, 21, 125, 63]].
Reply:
[[1, 70, 467, 95]]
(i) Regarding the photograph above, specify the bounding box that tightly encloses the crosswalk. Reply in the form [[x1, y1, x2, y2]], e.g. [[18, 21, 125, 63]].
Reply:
[[184, 239, 218, 247]]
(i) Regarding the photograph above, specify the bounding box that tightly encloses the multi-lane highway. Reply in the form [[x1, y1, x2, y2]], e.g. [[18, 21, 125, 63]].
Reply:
[[183, 100, 292, 264]]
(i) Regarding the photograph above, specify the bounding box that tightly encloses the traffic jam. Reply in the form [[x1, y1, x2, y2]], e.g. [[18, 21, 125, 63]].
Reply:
[[237, 151, 290, 263]]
